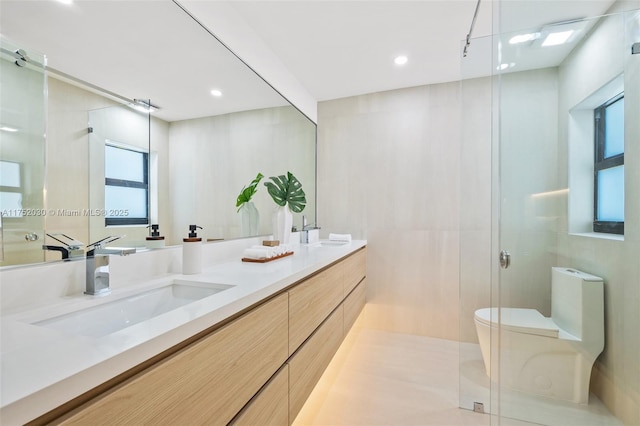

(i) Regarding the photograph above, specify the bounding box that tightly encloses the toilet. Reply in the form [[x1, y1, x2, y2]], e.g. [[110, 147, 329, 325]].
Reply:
[[474, 267, 604, 404]]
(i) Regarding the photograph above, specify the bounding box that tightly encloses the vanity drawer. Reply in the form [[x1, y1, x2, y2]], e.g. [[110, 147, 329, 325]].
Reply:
[[230, 364, 289, 426], [342, 248, 366, 296], [344, 278, 366, 334], [288, 306, 344, 422], [289, 263, 343, 355], [60, 293, 288, 426]]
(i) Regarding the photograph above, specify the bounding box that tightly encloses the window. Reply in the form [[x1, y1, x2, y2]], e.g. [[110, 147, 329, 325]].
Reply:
[[105, 144, 149, 226], [593, 93, 624, 234], [0, 160, 23, 217]]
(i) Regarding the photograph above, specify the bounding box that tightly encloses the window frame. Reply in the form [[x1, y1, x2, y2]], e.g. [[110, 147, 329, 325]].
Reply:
[[593, 93, 624, 235], [104, 144, 149, 227]]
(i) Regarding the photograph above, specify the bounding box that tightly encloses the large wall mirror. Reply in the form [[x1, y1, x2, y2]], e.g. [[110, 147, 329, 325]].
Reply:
[[0, 0, 317, 267]]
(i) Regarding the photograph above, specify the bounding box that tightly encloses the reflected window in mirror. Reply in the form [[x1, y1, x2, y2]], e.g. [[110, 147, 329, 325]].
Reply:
[[593, 93, 624, 235], [105, 144, 149, 226], [0, 160, 23, 217]]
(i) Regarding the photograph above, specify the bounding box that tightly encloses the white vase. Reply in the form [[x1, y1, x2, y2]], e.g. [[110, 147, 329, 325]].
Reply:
[[272, 204, 293, 243], [239, 202, 259, 237]]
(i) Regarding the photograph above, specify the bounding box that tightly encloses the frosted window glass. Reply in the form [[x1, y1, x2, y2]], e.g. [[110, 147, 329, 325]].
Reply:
[[105, 145, 145, 182], [597, 166, 624, 222], [605, 98, 624, 158], [0, 192, 23, 217], [0, 161, 21, 188], [105, 186, 147, 218]]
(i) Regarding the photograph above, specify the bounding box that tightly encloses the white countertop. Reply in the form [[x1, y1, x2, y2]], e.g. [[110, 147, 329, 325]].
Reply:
[[0, 240, 366, 425]]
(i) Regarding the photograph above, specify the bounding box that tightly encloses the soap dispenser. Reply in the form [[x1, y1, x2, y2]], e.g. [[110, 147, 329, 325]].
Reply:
[[182, 225, 203, 275], [145, 224, 165, 248]]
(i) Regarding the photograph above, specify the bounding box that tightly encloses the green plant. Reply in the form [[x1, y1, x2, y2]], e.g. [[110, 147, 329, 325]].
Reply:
[[236, 172, 264, 212], [264, 171, 306, 213]]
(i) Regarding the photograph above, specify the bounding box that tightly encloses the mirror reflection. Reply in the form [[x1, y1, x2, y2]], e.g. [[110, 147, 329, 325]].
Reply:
[[0, 0, 317, 267]]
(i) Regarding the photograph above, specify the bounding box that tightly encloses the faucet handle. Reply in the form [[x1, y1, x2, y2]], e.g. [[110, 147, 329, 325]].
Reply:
[[46, 233, 84, 250], [87, 235, 125, 250]]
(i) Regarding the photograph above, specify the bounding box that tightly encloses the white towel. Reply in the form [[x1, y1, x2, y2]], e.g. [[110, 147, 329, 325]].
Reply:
[[253, 245, 277, 256], [243, 248, 271, 260], [329, 233, 352, 242]]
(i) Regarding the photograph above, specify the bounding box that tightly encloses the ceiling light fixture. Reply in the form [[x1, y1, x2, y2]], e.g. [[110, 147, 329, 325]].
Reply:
[[496, 63, 515, 71], [132, 99, 159, 114], [394, 55, 408, 66], [210, 89, 223, 97], [541, 30, 575, 47], [509, 33, 540, 45]]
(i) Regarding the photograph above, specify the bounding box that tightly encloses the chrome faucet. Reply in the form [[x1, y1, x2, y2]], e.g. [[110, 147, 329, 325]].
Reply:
[[301, 215, 321, 243], [85, 236, 135, 296], [301, 215, 319, 231], [43, 233, 85, 260]]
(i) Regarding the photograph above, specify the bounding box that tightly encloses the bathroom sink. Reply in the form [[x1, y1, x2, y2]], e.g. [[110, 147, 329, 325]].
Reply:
[[318, 240, 349, 247], [31, 281, 234, 338]]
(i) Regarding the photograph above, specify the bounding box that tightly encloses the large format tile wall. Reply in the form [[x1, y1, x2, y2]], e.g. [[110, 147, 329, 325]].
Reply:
[[318, 82, 463, 341], [556, 7, 640, 425], [317, 69, 558, 343]]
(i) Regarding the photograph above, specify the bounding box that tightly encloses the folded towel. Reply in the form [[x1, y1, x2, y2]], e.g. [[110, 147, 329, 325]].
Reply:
[[243, 248, 271, 260], [329, 233, 352, 242], [253, 245, 281, 257]]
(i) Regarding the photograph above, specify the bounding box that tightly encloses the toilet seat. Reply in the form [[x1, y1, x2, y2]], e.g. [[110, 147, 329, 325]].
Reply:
[[475, 307, 560, 338]]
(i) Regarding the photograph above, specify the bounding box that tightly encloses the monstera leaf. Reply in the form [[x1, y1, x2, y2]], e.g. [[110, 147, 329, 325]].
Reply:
[[264, 172, 306, 213], [236, 172, 264, 212]]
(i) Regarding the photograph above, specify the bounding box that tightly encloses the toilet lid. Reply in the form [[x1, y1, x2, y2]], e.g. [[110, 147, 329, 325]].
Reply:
[[475, 308, 560, 338]]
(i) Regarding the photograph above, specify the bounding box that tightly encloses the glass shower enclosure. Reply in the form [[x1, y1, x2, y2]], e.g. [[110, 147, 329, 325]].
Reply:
[[460, 4, 639, 425], [0, 38, 46, 266]]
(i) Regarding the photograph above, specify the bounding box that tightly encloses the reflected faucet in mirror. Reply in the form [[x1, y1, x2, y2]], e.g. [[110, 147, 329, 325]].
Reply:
[[85, 235, 135, 296], [42, 233, 85, 260]]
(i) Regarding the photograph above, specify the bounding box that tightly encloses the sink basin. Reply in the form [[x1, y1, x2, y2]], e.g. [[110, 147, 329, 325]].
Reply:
[[318, 240, 349, 247], [31, 281, 234, 338]]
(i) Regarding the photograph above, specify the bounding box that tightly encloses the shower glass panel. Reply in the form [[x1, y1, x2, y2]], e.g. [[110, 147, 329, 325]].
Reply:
[[494, 7, 635, 425], [458, 32, 497, 423], [0, 38, 46, 266]]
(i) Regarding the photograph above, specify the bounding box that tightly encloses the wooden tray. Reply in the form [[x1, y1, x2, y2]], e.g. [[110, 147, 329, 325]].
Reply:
[[242, 251, 293, 263]]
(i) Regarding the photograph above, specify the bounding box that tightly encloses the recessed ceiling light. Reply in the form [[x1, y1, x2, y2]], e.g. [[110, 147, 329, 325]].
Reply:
[[542, 30, 574, 47], [496, 63, 515, 71], [394, 56, 408, 66], [211, 89, 223, 97], [509, 33, 540, 45]]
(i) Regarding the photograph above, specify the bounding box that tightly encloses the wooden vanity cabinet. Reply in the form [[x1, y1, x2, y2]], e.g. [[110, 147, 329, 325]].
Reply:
[[52, 247, 366, 426], [288, 306, 344, 420], [230, 365, 289, 426], [344, 279, 366, 334], [59, 293, 288, 426], [288, 261, 343, 355], [342, 248, 366, 296]]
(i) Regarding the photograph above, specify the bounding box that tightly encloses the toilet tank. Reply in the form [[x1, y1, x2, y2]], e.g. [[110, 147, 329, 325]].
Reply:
[[551, 267, 604, 341]]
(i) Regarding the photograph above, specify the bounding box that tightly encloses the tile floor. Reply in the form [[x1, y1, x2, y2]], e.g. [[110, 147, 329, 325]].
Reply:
[[293, 315, 622, 426]]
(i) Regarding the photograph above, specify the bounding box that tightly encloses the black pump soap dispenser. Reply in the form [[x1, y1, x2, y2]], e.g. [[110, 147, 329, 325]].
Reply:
[[146, 224, 165, 248], [183, 225, 203, 274]]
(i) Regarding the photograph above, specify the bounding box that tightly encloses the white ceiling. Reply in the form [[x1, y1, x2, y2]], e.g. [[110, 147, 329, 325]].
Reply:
[[1, 0, 618, 121], [226, 0, 617, 101]]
